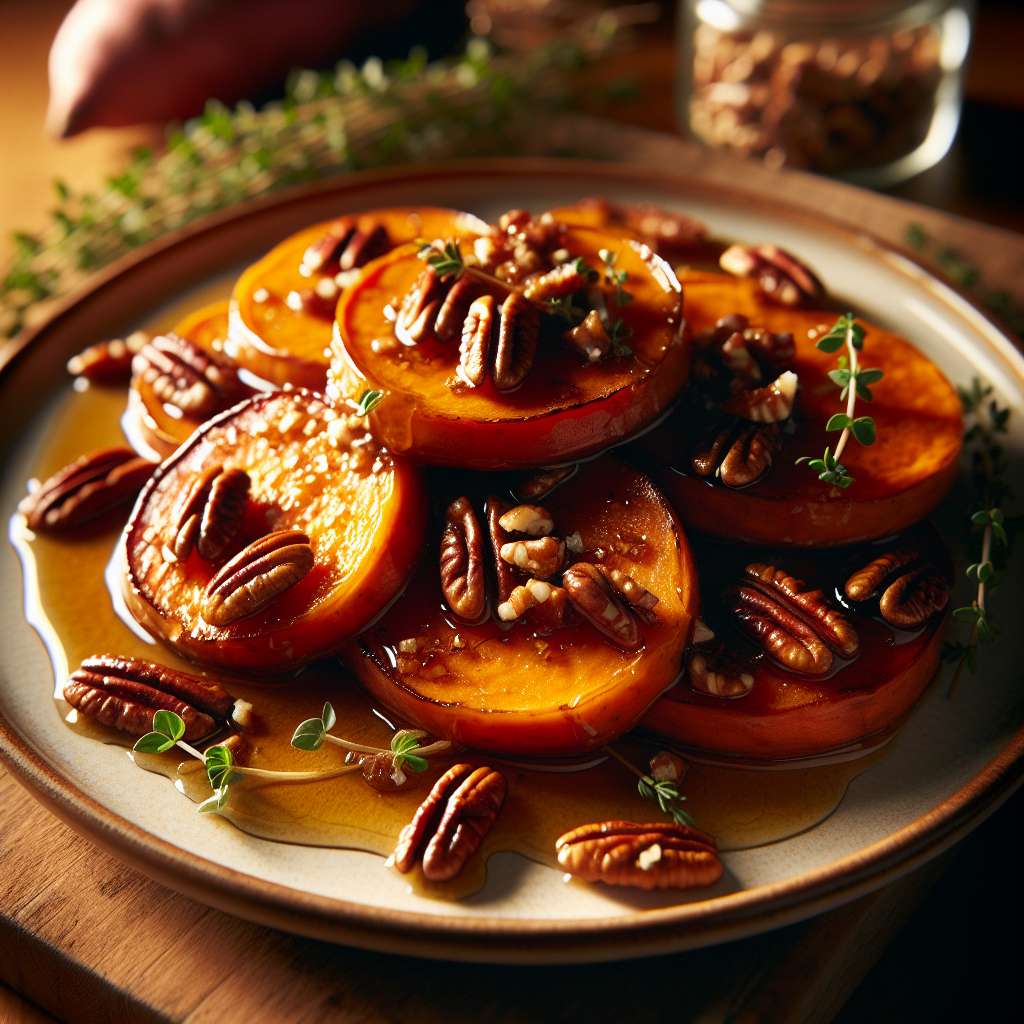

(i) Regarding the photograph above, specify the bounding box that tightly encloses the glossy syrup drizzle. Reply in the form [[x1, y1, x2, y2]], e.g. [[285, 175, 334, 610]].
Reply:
[[10, 370, 880, 900]]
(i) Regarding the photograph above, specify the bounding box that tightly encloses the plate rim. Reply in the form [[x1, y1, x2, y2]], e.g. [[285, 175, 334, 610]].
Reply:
[[2, 157, 1023, 961]]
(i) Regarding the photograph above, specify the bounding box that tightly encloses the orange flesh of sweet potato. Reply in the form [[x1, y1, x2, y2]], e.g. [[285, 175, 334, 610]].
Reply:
[[642, 527, 951, 762], [349, 457, 698, 756], [328, 227, 689, 469], [122, 390, 425, 671], [229, 208, 478, 389], [644, 271, 963, 546]]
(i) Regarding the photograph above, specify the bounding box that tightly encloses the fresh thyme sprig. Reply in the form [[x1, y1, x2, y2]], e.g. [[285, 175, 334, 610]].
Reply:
[[598, 248, 632, 307], [796, 313, 882, 489], [943, 378, 1016, 694], [290, 701, 449, 769], [905, 224, 1024, 341], [419, 239, 465, 280], [132, 703, 451, 816], [2, 21, 621, 339], [604, 746, 695, 827]]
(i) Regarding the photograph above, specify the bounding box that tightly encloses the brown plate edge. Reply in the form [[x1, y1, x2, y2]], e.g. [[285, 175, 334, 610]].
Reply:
[[1, 158, 1023, 962]]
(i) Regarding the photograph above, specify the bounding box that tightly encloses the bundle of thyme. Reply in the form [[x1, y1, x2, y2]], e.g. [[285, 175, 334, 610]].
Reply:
[[1, 20, 622, 340]]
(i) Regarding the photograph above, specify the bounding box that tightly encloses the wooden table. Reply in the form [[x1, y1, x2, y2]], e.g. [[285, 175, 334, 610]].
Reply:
[[2, 4, 1022, 1021]]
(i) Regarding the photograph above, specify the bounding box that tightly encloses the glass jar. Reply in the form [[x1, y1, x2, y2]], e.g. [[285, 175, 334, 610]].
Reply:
[[677, 0, 974, 186]]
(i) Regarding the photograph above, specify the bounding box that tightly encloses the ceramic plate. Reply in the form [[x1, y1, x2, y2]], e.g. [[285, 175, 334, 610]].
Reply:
[[1, 161, 1022, 963]]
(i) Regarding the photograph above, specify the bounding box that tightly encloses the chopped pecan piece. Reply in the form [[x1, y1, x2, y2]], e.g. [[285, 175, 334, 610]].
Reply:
[[63, 654, 235, 741], [67, 331, 149, 383], [565, 309, 611, 363], [719, 244, 824, 307], [440, 497, 487, 621], [358, 751, 413, 792], [515, 465, 577, 502], [688, 649, 754, 699], [20, 448, 155, 533], [202, 529, 314, 626], [500, 536, 565, 578], [563, 562, 640, 650], [393, 763, 506, 881], [523, 262, 587, 301], [170, 464, 250, 562], [458, 295, 496, 387], [598, 566, 659, 622], [690, 421, 780, 489], [498, 503, 554, 537], [878, 567, 950, 629], [555, 821, 722, 891], [732, 563, 858, 676], [497, 577, 559, 622], [649, 751, 687, 784], [132, 333, 245, 420], [395, 267, 445, 344], [722, 370, 798, 422], [493, 292, 539, 392]]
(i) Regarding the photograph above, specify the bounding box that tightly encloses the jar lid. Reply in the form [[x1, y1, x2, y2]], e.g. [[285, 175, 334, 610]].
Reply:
[[709, 0, 951, 31]]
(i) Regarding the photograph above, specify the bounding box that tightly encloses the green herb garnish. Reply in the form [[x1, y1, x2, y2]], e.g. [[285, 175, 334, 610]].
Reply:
[[419, 239, 464, 280], [796, 313, 882, 489], [354, 389, 385, 416], [598, 248, 632, 306], [133, 709, 186, 753], [290, 702, 337, 751], [943, 378, 1016, 693]]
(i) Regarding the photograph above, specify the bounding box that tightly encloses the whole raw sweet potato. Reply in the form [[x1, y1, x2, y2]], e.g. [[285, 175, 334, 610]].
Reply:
[[47, 0, 416, 137]]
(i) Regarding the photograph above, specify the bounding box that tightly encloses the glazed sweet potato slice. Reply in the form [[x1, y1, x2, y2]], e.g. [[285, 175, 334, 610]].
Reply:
[[328, 221, 689, 469], [643, 528, 952, 762], [122, 390, 425, 671], [641, 270, 962, 546], [229, 207, 481, 389], [349, 458, 698, 756], [126, 300, 254, 460]]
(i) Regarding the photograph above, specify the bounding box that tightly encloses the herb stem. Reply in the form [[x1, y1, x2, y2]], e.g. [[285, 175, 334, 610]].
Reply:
[[832, 321, 859, 465], [603, 744, 644, 780]]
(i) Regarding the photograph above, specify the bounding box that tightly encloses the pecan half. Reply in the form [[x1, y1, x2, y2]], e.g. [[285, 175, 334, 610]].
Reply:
[[485, 495, 516, 605], [555, 821, 722, 891], [202, 529, 314, 626], [20, 448, 155, 533], [500, 536, 565, 579], [691, 421, 780, 488], [563, 562, 640, 650], [722, 370, 798, 422], [133, 333, 245, 420], [844, 550, 918, 602], [598, 566, 659, 622], [516, 466, 577, 503], [732, 563, 858, 675], [434, 274, 480, 342], [393, 763, 506, 881], [458, 295, 496, 387], [688, 649, 754, 699], [395, 267, 445, 344], [493, 292, 539, 392], [63, 654, 235, 740], [170, 464, 250, 562], [878, 567, 949, 629], [719, 244, 824, 307], [301, 218, 389, 275], [440, 497, 487, 621], [67, 331, 149, 383]]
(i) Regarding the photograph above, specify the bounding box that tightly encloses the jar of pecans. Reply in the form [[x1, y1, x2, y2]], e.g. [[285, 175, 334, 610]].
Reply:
[[678, 0, 973, 185]]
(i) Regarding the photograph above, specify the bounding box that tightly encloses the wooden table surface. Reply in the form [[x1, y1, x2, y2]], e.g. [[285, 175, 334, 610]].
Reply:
[[2, 3, 1022, 1022]]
